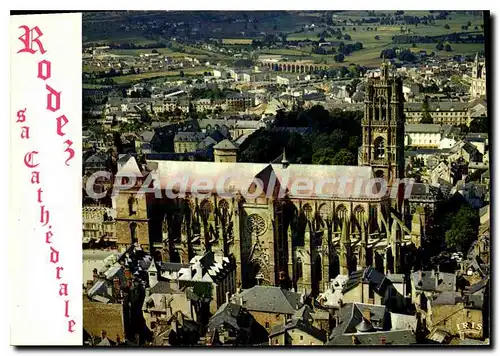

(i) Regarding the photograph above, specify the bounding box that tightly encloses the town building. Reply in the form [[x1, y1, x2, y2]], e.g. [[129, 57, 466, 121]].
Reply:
[[404, 124, 442, 148], [327, 303, 418, 345]]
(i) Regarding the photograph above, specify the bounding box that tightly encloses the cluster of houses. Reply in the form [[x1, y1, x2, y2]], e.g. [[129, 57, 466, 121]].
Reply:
[[83, 223, 489, 346]]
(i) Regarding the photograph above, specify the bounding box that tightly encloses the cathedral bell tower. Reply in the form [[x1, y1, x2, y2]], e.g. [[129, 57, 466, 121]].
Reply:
[[360, 60, 405, 184]]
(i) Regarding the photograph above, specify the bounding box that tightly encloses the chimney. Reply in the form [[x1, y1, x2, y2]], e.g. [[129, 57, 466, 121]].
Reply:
[[226, 291, 230, 304], [362, 308, 371, 322], [124, 268, 131, 280]]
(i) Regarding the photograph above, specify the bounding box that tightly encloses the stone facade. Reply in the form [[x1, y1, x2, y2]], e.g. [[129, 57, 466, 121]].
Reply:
[[115, 184, 150, 251], [470, 54, 487, 99], [360, 61, 405, 183], [113, 63, 423, 296]]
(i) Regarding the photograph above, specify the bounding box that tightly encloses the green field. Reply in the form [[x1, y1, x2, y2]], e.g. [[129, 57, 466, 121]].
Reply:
[[276, 12, 485, 67], [83, 64, 108, 72], [83, 11, 485, 73]]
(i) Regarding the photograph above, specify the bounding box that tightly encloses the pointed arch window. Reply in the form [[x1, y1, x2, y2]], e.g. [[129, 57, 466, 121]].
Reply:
[[128, 196, 137, 216], [130, 222, 137, 244], [379, 96, 387, 121], [374, 137, 385, 159], [296, 258, 303, 280]]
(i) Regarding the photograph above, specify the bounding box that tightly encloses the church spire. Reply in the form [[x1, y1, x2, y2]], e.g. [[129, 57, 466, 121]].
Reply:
[[281, 147, 289, 169]]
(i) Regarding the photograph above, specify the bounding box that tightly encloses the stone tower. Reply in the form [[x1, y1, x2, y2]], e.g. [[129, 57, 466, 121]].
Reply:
[[360, 61, 405, 184], [115, 156, 150, 252], [470, 53, 487, 99], [213, 139, 238, 163]]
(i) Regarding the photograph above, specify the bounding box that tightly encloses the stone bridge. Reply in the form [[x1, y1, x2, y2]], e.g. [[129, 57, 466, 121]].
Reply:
[[259, 61, 335, 74]]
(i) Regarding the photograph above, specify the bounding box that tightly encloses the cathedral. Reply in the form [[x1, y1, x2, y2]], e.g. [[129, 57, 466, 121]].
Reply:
[[114, 62, 424, 295]]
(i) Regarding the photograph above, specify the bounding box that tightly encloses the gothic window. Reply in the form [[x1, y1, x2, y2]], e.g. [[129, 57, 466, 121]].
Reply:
[[246, 214, 267, 236], [335, 205, 348, 230], [200, 199, 213, 220], [317, 203, 330, 227], [374, 137, 385, 159], [218, 199, 229, 220], [130, 222, 137, 244], [296, 258, 303, 280], [302, 204, 313, 221], [354, 206, 365, 228], [379, 96, 387, 121], [128, 196, 137, 216], [219, 199, 230, 212], [336, 205, 347, 221]]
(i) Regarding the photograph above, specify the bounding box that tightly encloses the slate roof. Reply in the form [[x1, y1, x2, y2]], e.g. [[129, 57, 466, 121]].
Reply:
[[208, 302, 244, 331], [235, 286, 302, 314], [148, 160, 377, 200], [213, 139, 237, 150], [410, 271, 456, 293], [139, 130, 155, 143], [409, 183, 441, 200], [342, 267, 390, 296], [269, 317, 327, 343], [328, 303, 416, 345], [174, 132, 207, 142], [208, 128, 228, 142], [404, 101, 468, 112], [430, 291, 465, 306], [405, 124, 441, 133], [150, 281, 181, 295]]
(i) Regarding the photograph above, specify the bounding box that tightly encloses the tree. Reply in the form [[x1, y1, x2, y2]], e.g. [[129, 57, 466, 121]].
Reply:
[[436, 42, 444, 51], [469, 116, 489, 133], [334, 53, 345, 63], [444, 43, 453, 52], [374, 35, 380, 40], [445, 205, 479, 252], [180, 70, 185, 77], [444, 24, 450, 29], [332, 148, 356, 165], [312, 148, 335, 165]]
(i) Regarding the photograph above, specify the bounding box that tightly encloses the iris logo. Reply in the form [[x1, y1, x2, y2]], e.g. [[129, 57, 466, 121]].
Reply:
[[456, 321, 482, 334]]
